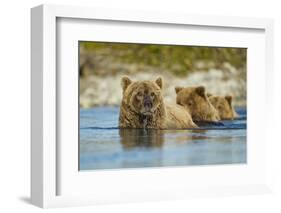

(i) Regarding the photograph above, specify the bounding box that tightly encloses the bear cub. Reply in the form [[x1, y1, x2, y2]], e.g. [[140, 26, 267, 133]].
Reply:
[[175, 86, 220, 122], [208, 95, 239, 120]]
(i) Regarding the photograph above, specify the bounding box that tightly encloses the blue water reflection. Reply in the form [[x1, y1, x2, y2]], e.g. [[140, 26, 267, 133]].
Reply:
[[80, 107, 246, 170]]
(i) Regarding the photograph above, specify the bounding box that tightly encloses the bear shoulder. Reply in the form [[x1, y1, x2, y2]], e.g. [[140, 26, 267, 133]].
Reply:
[[165, 103, 197, 129]]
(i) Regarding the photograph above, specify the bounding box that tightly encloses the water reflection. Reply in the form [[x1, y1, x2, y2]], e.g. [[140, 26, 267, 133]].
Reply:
[[79, 107, 247, 170], [119, 129, 164, 149], [163, 129, 209, 143], [119, 128, 212, 149]]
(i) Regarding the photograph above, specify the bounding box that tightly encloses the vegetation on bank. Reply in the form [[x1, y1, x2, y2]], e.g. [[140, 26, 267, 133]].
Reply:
[[80, 41, 246, 76]]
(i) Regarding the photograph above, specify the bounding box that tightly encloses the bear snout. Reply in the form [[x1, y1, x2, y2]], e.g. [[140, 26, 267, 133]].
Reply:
[[143, 95, 153, 110]]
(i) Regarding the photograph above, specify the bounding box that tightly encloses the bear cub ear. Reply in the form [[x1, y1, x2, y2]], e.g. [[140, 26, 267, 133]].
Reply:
[[155, 77, 163, 89], [121, 76, 132, 93], [175, 87, 184, 94], [195, 86, 206, 97], [225, 95, 233, 106]]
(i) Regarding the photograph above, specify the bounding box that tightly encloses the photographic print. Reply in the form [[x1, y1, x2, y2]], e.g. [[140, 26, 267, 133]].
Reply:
[[79, 41, 247, 170]]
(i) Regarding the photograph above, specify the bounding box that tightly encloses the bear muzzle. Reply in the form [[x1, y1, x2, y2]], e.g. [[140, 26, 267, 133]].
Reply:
[[142, 95, 153, 115]]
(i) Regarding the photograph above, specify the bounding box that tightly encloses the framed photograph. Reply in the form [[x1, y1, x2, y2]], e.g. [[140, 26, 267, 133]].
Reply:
[[31, 4, 274, 208]]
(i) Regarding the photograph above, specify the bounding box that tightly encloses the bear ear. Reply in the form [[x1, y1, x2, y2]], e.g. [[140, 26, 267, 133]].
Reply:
[[175, 87, 184, 94], [121, 76, 132, 92], [195, 86, 206, 97], [155, 77, 163, 89], [225, 95, 233, 106]]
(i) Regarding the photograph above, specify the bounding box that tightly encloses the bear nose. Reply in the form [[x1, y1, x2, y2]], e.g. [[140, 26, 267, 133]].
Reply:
[[144, 95, 153, 109]]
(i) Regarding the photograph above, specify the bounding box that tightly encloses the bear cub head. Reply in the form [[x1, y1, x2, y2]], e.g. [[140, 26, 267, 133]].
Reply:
[[175, 86, 220, 122], [208, 95, 238, 120]]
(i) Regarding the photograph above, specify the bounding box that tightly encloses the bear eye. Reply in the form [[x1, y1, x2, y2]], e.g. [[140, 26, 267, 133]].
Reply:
[[137, 92, 143, 96], [177, 100, 182, 106], [187, 101, 193, 106], [151, 92, 155, 97]]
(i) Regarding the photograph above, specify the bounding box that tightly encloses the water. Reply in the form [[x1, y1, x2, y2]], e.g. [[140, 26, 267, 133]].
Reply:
[[80, 107, 246, 170]]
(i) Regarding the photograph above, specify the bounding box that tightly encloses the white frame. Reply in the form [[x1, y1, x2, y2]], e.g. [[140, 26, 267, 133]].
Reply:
[[31, 4, 274, 208]]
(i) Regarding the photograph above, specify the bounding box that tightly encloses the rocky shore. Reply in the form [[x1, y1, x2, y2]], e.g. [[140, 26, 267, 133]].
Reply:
[[80, 62, 246, 108]]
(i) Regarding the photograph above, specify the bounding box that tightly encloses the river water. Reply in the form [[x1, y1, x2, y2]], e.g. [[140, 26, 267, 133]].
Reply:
[[80, 107, 246, 170]]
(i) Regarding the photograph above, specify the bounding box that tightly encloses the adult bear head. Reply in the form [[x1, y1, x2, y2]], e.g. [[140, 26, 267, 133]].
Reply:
[[119, 76, 166, 128]]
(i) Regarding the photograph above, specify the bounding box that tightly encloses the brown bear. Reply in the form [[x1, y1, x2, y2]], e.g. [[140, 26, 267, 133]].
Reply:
[[208, 95, 239, 120], [119, 76, 197, 129], [175, 86, 220, 122]]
